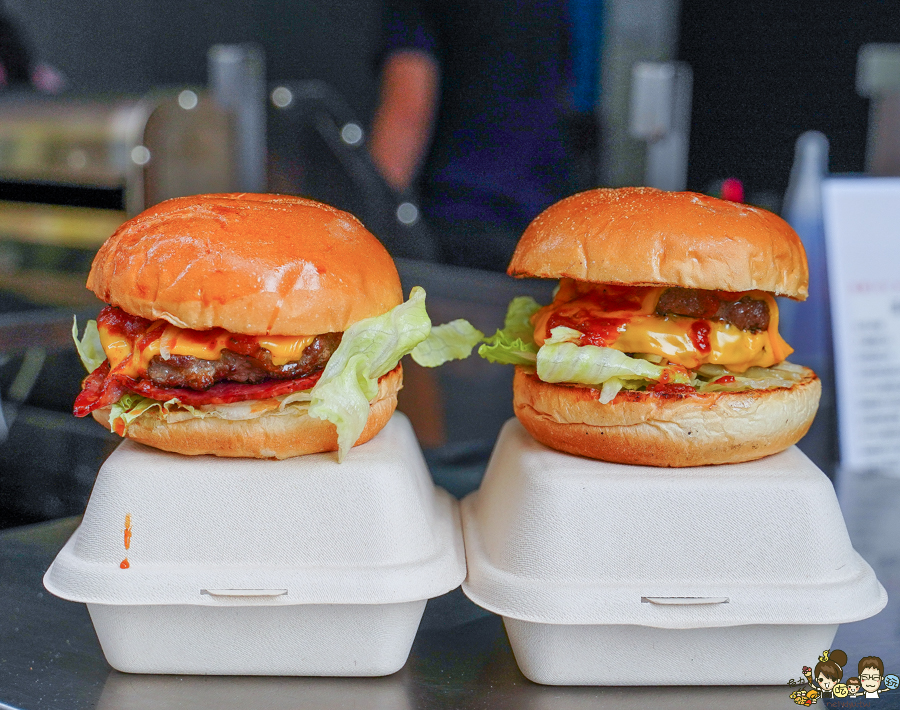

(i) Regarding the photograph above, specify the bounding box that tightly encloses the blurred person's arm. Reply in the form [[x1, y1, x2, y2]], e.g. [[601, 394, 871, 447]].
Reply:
[[368, 50, 440, 194]]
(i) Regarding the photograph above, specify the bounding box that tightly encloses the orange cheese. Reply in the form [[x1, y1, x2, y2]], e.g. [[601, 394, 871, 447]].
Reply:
[[97, 319, 315, 379]]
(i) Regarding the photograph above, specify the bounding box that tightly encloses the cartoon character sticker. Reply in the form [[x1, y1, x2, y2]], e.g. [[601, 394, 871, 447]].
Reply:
[[788, 651, 897, 704]]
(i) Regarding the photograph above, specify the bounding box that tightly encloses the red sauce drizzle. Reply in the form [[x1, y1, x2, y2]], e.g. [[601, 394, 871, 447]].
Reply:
[[689, 320, 712, 354], [647, 367, 696, 394], [582, 287, 646, 313], [120, 559, 130, 569], [646, 383, 697, 395], [714, 375, 736, 384], [546, 311, 627, 347], [97, 306, 152, 340]]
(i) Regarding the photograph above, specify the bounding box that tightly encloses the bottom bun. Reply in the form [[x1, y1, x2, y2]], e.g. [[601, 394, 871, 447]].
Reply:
[[513, 366, 821, 467], [92, 365, 402, 459]]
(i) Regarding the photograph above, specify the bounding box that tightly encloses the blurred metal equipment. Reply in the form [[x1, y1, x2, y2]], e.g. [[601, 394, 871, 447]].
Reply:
[[600, 0, 683, 187], [268, 80, 437, 260], [628, 61, 693, 191], [0, 92, 236, 229], [0, 92, 237, 306], [857, 44, 900, 175], [208, 44, 267, 193]]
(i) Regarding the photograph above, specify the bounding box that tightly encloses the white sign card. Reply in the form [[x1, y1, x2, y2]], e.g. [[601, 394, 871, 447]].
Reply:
[[823, 177, 900, 474]]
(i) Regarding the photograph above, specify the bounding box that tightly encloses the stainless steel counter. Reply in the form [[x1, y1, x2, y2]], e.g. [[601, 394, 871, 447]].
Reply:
[[3, 471, 900, 710]]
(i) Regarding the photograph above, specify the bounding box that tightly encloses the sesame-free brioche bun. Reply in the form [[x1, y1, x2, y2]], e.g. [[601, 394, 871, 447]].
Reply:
[[509, 187, 809, 299], [87, 193, 403, 335], [91, 365, 402, 459], [513, 367, 821, 467]]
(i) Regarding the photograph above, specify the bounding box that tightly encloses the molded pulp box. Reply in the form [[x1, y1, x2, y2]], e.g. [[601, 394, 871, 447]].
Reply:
[[461, 419, 886, 685], [45, 414, 466, 676]]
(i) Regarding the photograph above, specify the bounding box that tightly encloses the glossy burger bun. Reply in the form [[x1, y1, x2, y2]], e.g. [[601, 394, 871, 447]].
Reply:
[[91, 365, 403, 459], [513, 367, 821, 467], [87, 193, 404, 335], [508, 187, 809, 299]]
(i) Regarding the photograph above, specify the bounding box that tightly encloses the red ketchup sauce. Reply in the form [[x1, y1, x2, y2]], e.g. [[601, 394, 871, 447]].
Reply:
[[647, 382, 697, 395], [714, 375, 736, 384], [689, 320, 712, 354], [582, 287, 646, 312], [546, 312, 627, 347], [646, 366, 696, 395], [97, 306, 152, 340]]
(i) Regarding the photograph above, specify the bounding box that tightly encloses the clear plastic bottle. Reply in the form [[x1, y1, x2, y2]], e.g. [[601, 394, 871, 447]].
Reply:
[[780, 131, 837, 476]]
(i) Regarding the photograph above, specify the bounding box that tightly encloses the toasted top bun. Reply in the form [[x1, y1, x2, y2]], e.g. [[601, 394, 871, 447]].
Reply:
[[509, 187, 809, 299], [87, 193, 403, 335]]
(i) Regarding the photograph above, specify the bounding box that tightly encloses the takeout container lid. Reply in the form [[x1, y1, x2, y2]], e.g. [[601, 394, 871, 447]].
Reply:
[[461, 419, 886, 628], [45, 414, 466, 607]]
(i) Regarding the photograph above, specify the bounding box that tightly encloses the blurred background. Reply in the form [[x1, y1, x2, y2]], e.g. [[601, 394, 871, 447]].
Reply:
[[2, 0, 899, 528]]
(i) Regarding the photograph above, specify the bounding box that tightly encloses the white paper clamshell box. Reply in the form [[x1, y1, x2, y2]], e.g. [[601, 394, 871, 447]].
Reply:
[[461, 419, 887, 686], [44, 414, 466, 676]]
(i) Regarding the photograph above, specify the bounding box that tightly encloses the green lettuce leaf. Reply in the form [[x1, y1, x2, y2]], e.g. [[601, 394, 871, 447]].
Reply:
[[536, 341, 691, 387], [477, 333, 538, 365], [72, 317, 106, 373], [411, 319, 484, 367], [498, 296, 541, 344], [308, 286, 432, 460], [477, 296, 541, 365]]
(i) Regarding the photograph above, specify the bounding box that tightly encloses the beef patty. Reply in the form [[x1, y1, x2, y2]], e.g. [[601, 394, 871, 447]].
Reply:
[[147, 332, 342, 390], [655, 288, 770, 332]]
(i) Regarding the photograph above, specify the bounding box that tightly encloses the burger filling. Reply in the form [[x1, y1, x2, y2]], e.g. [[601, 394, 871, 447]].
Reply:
[[73, 305, 343, 425], [72, 285, 437, 461], [529, 279, 791, 372], [443, 279, 811, 404]]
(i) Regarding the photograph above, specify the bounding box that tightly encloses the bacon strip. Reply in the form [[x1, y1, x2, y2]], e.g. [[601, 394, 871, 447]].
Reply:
[[73, 362, 128, 417], [74, 362, 324, 414], [121, 370, 323, 406]]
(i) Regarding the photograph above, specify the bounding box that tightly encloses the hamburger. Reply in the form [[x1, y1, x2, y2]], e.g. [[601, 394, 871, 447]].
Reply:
[[72, 193, 433, 460], [476, 187, 821, 466]]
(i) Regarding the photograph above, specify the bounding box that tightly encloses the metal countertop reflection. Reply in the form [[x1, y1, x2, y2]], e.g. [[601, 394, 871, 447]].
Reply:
[[3, 471, 900, 710]]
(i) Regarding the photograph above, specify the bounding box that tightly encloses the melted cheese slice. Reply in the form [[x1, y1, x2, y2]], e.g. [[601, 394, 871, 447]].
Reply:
[[532, 289, 792, 373], [98, 320, 315, 379]]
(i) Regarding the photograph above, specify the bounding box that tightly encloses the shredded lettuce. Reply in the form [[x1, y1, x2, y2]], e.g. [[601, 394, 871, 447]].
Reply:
[[694, 361, 807, 393], [308, 286, 432, 460], [411, 319, 484, 367], [599, 377, 625, 404], [72, 317, 105, 373], [106, 391, 316, 435], [108, 393, 178, 433], [536, 340, 691, 388]]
